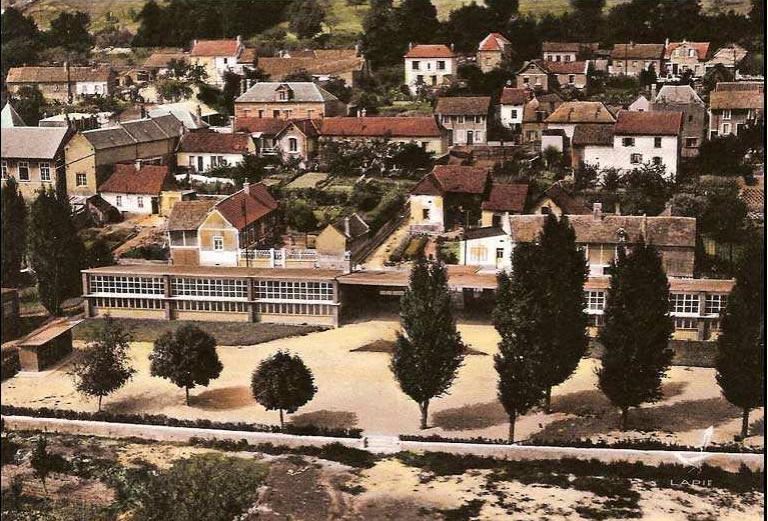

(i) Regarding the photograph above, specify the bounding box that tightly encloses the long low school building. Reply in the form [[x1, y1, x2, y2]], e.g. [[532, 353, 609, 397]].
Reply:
[[82, 265, 343, 327]]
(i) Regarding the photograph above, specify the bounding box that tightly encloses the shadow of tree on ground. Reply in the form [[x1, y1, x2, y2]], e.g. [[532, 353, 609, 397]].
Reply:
[[289, 409, 358, 429], [192, 386, 253, 410], [432, 401, 508, 431]]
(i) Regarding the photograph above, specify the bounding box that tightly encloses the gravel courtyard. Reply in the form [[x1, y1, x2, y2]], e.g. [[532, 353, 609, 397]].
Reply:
[[2, 320, 763, 447]]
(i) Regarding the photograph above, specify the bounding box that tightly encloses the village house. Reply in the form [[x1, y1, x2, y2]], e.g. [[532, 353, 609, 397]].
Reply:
[[177, 131, 256, 173], [64, 114, 185, 197], [628, 95, 650, 112], [609, 43, 665, 77], [575, 110, 682, 179], [705, 43, 748, 71], [234, 82, 346, 120], [541, 42, 599, 63], [498, 87, 529, 132], [404, 44, 458, 94], [98, 163, 172, 215], [480, 183, 529, 228], [1, 104, 25, 128], [316, 213, 370, 268], [544, 60, 590, 90], [5, 65, 116, 103], [167, 182, 279, 267], [256, 48, 368, 87], [545, 101, 616, 141], [435, 96, 491, 146], [521, 92, 564, 144], [142, 50, 189, 79], [189, 37, 246, 87], [409, 165, 490, 233], [651, 85, 707, 157], [234, 117, 320, 164], [530, 181, 591, 216], [476, 33, 511, 73], [515, 60, 552, 91], [1, 126, 73, 198], [663, 40, 711, 79], [708, 82, 765, 138], [318, 116, 448, 156]]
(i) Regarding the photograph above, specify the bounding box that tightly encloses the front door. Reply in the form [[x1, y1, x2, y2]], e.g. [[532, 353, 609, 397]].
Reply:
[[197, 156, 204, 171], [467, 130, 474, 145], [496, 247, 505, 269]]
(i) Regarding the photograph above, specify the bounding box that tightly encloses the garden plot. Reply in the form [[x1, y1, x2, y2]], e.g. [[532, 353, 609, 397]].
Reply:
[[285, 172, 330, 190]]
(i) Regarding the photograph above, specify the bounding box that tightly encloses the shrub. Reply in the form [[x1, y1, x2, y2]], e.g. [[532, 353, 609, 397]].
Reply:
[[1, 347, 20, 381]]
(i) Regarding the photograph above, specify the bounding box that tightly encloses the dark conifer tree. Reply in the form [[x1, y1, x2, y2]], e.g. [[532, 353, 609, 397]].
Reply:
[[396, 0, 441, 47], [1, 178, 27, 287]]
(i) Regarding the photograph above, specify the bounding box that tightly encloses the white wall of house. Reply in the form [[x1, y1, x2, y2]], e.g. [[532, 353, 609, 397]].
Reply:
[[582, 134, 679, 179], [198, 249, 239, 266], [404, 57, 456, 94], [499, 103, 524, 128], [628, 96, 650, 112], [76, 81, 110, 96], [546, 123, 579, 139], [543, 52, 578, 62], [178, 152, 246, 172], [459, 234, 512, 270], [409, 194, 444, 231], [101, 192, 155, 214]]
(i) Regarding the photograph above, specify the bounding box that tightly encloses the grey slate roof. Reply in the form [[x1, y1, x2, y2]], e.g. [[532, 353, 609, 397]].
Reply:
[[654, 85, 704, 105], [235, 82, 339, 103], [81, 114, 183, 150], [1, 127, 70, 159], [1, 104, 26, 128], [330, 213, 370, 239]]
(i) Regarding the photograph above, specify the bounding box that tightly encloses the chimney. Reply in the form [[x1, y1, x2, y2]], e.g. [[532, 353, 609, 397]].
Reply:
[[450, 43, 455, 52], [360, 108, 367, 117], [665, 38, 669, 48], [236, 35, 242, 45], [243, 181, 250, 194], [240, 78, 247, 94], [196, 104, 202, 118], [344, 217, 350, 237], [408, 42, 413, 50], [193, 39, 198, 48], [140, 103, 147, 119], [614, 201, 621, 216], [650, 83, 657, 100], [229, 115, 236, 133], [593, 202, 603, 221]]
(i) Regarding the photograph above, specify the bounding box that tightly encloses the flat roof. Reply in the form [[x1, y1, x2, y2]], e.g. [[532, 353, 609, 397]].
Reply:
[[17, 319, 80, 347], [83, 264, 344, 281], [585, 277, 734, 293], [338, 266, 498, 290]]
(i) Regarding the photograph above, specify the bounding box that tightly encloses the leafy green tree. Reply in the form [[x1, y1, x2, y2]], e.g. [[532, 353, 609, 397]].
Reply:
[[486, 0, 519, 24], [132, 0, 164, 46], [620, 163, 671, 216], [716, 243, 765, 439], [1, 7, 41, 74], [135, 454, 267, 521], [30, 436, 53, 492], [494, 244, 547, 442], [84, 238, 114, 268], [361, 0, 401, 68], [251, 351, 317, 427], [536, 215, 589, 412], [70, 316, 136, 411], [287, 0, 326, 39], [285, 198, 319, 232], [1, 178, 27, 288], [45, 11, 95, 54], [444, 3, 495, 53], [11, 85, 45, 126], [28, 189, 85, 315], [396, 0, 441, 48], [150, 324, 223, 405], [597, 240, 674, 430], [391, 257, 466, 429]]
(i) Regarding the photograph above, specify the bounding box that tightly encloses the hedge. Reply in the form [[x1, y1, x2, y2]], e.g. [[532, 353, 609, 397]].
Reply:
[[1, 348, 20, 382], [398, 433, 763, 454], [0, 405, 362, 439]]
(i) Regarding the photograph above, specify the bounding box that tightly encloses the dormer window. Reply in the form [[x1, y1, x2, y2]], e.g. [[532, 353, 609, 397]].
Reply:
[[276, 84, 293, 102]]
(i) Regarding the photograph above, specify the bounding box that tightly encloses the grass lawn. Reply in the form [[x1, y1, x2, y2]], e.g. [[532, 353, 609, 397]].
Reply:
[[72, 318, 324, 345], [285, 172, 330, 190]]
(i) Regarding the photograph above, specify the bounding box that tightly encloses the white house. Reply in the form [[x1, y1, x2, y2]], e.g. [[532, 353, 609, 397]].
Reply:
[[98, 163, 171, 215], [545, 101, 616, 140], [459, 223, 513, 271], [579, 110, 682, 180], [498, 87, 529, 131], [628, 95, 650, 112], [189, 37, 246, 87], [177, 131, 256, 173], [404, 44, 457, 95]]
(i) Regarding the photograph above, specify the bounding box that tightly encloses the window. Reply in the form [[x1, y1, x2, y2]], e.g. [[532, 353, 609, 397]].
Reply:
[[137, 196, 144, 208], [688, 114, 694, 122], [622, 137, 635, 147], [255, 280, 334, 301], [510, 109, 518, 119], [213, 236, 224, 251], [273, 110, 281, 118], [278, 90, 288, 101], [654, 136, 662, 148], [1, 161, 7, 179], [540, 206, 551, 215], [189, 156, 196, 168], [422, 208, 430, 220], [565, 55, 571, 62], [671, 293, 700, 314], [722, 109, 731, 120], [675, 317, 698, 330], [416, 75, 424, 83], [722, 123, 731, 134], [568, 74, 575, 84], [705, 294, 727, 315], [76, 173, 87, 186], [469, 246, 488, 262], [688, 48, 695, 58], [496, 248, 504, 259], [288, 137, 298, 152], [685, 137, 698, 148], [437, 60, 446, 70], [585, 291, 605, 311], [523, 76, 530, 84], [171, 277, 247, 298], [223, 58, 229, 64], [18, 161, 29, 181], [93, 297, 164, 310], [589, 314, 605, 327], [89, 275, 165, 295], [457, 116, 465, 124], [257, 302, 332, 316], [630, 153, 643, 164], [652, 157, 662, 165], [115, 195, 123, 207], [175, 300, 247, 312], [412, 60, 420, 70], [258, 110, 265, 118]]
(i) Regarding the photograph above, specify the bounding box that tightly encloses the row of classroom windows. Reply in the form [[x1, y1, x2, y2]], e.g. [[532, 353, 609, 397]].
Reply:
[[90, 297, 334, 316], [585, 290, 727, 315], [588, 314, 720, 332]]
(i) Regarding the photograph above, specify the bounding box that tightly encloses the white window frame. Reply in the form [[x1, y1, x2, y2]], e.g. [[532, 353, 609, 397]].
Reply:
[[213, 236, 224, 251], [137, 196, 144, 209], [705, 294, 727, 315], [289, 137, 298, 152], [722, 109, 731, 120], [39, 162, 51, 182], [115, 195, 123, 207], [630, 153, 643, 164], [671, 293, 700, 315], [18, 161, 29, 181], [76, 173, 87, 186], [1, 160, 7, 179]]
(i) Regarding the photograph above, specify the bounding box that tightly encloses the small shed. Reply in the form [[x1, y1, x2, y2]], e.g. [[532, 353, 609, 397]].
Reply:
[[15, 319, 79, 372]]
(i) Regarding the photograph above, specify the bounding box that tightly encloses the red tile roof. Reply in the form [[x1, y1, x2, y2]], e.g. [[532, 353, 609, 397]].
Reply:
[[500, 88, 529, 105], [544, 60, 588, 75], [178, 131, 253, 154], [709, 90, 764, 110], [234, 117, 290, 135], [412, 165, 489, 196], [614, 110, 683, 135], [481, 183, 529, 212], [664, 41, 710, 60], [215, 183, 278, 230], [98, 164, 170, 195], [404, 44, 456, 58], [319, 117, 442, 137], [435, 96, 491, 115], [610, 43, 665, 60], [478, 33, 510, 52], [190, 39, 241, 57]]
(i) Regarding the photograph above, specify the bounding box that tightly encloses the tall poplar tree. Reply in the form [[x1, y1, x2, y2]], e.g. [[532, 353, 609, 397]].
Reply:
[[391, 256, 466, 429], [1, 177, 27, 287], [536, 214, 589, 412], [494, 243, 547, 442], [597, 240, 674, 430], [716, 242, 765, 439]]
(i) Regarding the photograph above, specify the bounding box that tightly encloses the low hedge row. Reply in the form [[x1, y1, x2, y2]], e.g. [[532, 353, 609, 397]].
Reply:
[[1, 348, 20, 382], [0, 405, 362, 439], [398, 433, 763, 454]]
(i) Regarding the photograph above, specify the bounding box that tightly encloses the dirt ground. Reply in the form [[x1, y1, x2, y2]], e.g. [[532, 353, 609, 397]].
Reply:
[[2, 320, 764, 447]]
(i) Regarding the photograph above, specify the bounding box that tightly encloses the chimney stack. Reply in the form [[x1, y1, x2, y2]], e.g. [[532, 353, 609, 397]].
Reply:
[[360, 108, 367, 117], [665, 38, 669, 48], [196, 104, 202, 118], [140, 103, 147, 119], [344, 217, 350, 237], [450, 43, 455, 52], [409, 42, 413, 50], [236, 35, 242, 45], [593, 202, 603, 221], [229, 115, 236, 133], [243, 181, 250, 194]]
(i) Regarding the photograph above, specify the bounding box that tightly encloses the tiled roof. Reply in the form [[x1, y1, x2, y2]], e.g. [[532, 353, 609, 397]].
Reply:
[[167, 198, 218, 231], [215, 183, 278, 230], [664, 41, 710, 60], [283, 119, 320, 138], [435, 96, 491, 115], [572, 124, 615, 146], [143, 52, 188, 69], [330, 213, 370, 239], [654, 85, 704, 105], [481, 183, 528, 212], [1, 103, 26, 128], [1, 127, 70, 159], [190, 39, 241, 57], [508, 214, 696, 247], [499, 88, 528, 105], [98, 164, 170, 195], [545, 101, 615, 124], [538, 181, 591, 215], [715, 81, 764, 92], [178, 131, 252, 154], [235, 82, 339, 103], [319, 117, 442, 137], [238, 48, 257, 64], [465, 226, 506, 240], [706, 44, 748, 67], [709, 90, 764, 110], [542, 42, 599, 53], [738, 177, 764, 220], [610, 43, 665, 60], [517, 60, 550, 75], [543, 60, 588, 75], [6, 66, 112, 83], [614, 110, 682, 135], [257, 55, 365, 80], [234, 117, 290, 135], [404, 44, 456, 58], [478, 33, 510, 52], [81, 114, 183, 150], [412, 165, 489, 196]]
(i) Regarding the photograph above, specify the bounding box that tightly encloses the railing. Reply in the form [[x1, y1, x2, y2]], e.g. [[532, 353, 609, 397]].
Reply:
[[239, 248, 320, 267], [259, 147, 279, 156]]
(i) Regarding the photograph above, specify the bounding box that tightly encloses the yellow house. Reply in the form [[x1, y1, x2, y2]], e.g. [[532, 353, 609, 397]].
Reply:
[[530, 181, 591, 216]]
